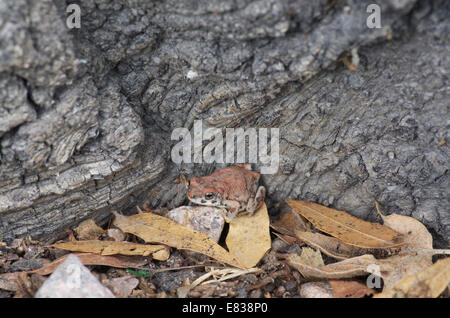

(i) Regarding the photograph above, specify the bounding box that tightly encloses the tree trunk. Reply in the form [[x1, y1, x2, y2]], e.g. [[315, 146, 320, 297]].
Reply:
[[0, 0, 448, 247]]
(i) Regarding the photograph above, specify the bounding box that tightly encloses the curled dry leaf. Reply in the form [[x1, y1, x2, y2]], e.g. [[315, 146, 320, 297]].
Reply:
[[287, 254, 376, 280], [288, 250, 435, 292], [375, 202, 433, 250], [112, 211, 245, 269], [375, 257, 450, 298], [271, 210, 307, 236], [225, 203, 271, 268], [294, 230, 370, 260], [28, 253, 147, 276], [375, 252, 433, 290], [293, 247, 324, 279], [328, 280, 375, 298], [53, 240, 167, 257], [287, 200, 405, 249]]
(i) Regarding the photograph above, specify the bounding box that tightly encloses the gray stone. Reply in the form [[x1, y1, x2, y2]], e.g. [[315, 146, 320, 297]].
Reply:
[[34, 254, 115, 298], [167, 206, 225, 242]]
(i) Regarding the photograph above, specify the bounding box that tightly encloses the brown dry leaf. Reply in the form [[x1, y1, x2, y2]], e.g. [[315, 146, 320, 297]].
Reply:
[[294, 230, 370, 260], [0, 271, 31, 297], [112, 211, 245, 269], [376, 252, 433, 290], [271, 210, 307, 236], [74, 219, 105, 240], [28, 253, 147, 276], [328, 280, 375, 298], [287, 254, 376, 280], [375, 257, 450, 298], [0, 272, 28, 292], [273, 232, 298, 244], [375, 202, 433, 250], [293, 247, 325, 279], [287, 200, 405, 249], [299, 247, 325, 268], [225, 203, 271, 268], [288, 248, 435, 292], [53, 240, 166, 257]]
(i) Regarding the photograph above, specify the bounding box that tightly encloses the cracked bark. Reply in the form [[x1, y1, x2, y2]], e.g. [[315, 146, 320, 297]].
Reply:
[[0, 0, 448, 247]]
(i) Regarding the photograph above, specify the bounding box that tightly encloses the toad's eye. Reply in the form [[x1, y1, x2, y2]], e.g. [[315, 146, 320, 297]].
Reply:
[[204, 192, 215, 200]]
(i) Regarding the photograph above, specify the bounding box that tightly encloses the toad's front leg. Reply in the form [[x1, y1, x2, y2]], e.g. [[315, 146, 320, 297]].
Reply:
[[246, 186, 266, 215], [221, 200, 241, 223]]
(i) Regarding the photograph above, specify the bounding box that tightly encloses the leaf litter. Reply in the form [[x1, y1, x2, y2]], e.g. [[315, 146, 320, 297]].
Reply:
[[1, 197, 448, 298]]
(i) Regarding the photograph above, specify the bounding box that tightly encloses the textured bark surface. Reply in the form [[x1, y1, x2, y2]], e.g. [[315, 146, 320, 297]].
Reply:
[[0, 0, 448, 247]]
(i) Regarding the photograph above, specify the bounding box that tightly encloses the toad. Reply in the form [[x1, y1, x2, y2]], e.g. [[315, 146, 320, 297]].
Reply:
[[187, 164, 266, 222]]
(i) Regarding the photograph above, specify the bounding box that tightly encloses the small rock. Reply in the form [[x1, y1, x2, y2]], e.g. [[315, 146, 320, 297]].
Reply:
[[34, 254, 115, 298], [263, 283, 276, 293], [249, 289, 262, 298], [74, 219, 104, 240], [299, 282, 334, 298], [284, 280, 298, 292], [107, 228, 126, 241], [271, 237, 289, 252], [167, 206, 225, 242], [274, 285, 286, 297], [102, 276, 139, 298], [186, 69, 198, 80], [10, 258, 44, 272], [387, 151, 395, 160]]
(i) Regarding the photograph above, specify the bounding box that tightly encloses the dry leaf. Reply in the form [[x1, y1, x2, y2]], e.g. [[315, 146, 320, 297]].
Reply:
[[288, 249, 436, 292], [152, 246, 170, 261], [0, 272, 28, 292], [293, 247, 325, 279], [299, 247, 325, 268], [226, 203, 271, 268], [271, 210, 307, 236], [273, 232, 298, 245], [53, 240, 167, 257], [112, 211, 245, 269], [375, 252, 433, 290], [294, 230, 370, 260], [328, 280, 374, 298], [28, 253, 147, 276], [375, 257, 450, 298], [107, 228, 126, 242], [288, 200, 405, 249], [74, 219, 105, 240], [375, 202, 433, 250], [287, 254, 376, 280]]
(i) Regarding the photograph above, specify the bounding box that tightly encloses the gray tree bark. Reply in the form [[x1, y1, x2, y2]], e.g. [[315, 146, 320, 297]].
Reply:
[[0, 0, 448, 247]]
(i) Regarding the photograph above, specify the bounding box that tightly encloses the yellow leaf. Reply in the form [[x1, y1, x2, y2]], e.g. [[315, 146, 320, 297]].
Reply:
[[53, 240, 166, 257], [112, 211, 245, 269], [225, 203, 271, 268], [375, 257, 450, 298], [287, 200, 405, 249]]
